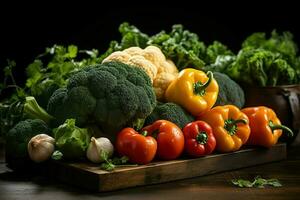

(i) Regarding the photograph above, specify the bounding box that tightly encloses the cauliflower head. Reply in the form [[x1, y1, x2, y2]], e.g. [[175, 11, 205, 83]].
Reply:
[[102, 46, 179, 100]]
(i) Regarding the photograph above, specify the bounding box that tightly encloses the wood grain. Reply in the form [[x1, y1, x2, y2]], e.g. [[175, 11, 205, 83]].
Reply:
[[48, 143, 286, 192]]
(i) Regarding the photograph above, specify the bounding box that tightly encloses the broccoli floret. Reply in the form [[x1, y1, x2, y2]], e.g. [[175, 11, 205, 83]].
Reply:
[[34, 82, 60, 109], [213, 72, 245, 109], [47, 61, 156, 138], [145, 102, 195, 129], [5, 119, 51, 170]]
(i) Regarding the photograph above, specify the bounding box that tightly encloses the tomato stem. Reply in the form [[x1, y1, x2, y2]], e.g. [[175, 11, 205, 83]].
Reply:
[[141, 131, 148, 137]]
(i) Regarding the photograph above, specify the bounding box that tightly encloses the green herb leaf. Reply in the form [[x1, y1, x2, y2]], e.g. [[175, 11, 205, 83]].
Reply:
[[231, 176, 282, 188], [111, 156, 129, 165], [232, 179, 253, 187], [100, 150, 115, 171], [101, 162, 116, 171], [100, 151, 134, 171], [67, 45, 78, 58], [100, 150, 109, 161], [267, 179, 283, 187], [51, 150, 63, 160]]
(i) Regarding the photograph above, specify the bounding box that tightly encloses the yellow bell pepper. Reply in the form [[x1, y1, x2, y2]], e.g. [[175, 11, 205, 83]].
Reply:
[[165, 68, 219, 116]]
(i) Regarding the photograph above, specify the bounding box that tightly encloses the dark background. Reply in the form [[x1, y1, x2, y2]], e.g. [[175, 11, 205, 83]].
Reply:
[[1, 4, 300, 85]]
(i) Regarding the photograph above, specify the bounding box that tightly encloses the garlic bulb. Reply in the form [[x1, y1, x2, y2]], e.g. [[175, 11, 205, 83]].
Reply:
[[86, 137, 114, 163], [28, 134, 55, 163]]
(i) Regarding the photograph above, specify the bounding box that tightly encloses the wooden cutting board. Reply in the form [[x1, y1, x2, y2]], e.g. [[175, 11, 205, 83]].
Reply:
[[48, 143, 286, 192]]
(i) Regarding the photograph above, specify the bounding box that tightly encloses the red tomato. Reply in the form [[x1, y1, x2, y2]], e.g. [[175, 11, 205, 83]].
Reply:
[[142, 120, 184, 160], [116, 128, 157, 164]]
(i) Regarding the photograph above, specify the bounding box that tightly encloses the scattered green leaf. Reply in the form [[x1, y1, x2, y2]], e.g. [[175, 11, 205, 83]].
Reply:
[[51, 150, 63, 160], [231, 176, 282, 188], [100, 150, 136, 171]]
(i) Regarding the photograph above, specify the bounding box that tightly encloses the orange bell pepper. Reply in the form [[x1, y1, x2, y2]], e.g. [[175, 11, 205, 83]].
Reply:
[[241, 106, 293, 148], [199, 105, 250, 152], [165, 69, 219, 116]]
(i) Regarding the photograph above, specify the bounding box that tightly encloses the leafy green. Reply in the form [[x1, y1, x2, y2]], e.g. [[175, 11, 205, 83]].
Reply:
[[25, 45, 100, 107], [100, 150, 136, 171], [98, 23, 149, 62], [226, 48, 296, 86], [242, 30, 298, 66], [242, 30, 300, 84], [51, 150, 63, 160], [54, 119, 91, 160], [0, 99, 24, 137], [100, 22, 207, 71], [204, 41, 234, 64], [100, 150, 116, 171], [119, 22, 150, 49], [231, 176, 282, 188], [205, 55, 236, 72], [1, 45, 100, 136], [0, 60, 26, 101], [148, 24, 206, 70]]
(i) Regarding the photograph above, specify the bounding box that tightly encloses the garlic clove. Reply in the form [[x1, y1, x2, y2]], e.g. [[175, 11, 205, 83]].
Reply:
[[86, 137, 114, 163], [28, 134, 55, 163]]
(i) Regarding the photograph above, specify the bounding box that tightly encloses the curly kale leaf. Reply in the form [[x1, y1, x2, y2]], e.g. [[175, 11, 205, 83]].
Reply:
[[205, 41, 234, 64], [148, 24, 206, 70], [242, 30, 300, 84], [226, 48, 296, 86]]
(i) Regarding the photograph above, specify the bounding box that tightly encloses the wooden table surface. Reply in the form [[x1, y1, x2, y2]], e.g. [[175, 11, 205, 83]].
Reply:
[[0, 139, 299, 200]]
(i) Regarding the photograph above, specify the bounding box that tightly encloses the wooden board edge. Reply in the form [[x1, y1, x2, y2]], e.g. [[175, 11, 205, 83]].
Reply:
[[97, 144, 287, 191], [48, 160, 101, 191], [48, 143, 287, 192]]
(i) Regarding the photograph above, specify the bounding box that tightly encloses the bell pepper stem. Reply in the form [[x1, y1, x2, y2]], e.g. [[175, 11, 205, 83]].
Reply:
[[224, 118, 248, 135], [196, 132, 208, 145], [269, 121, 294, 137], [194, 71, 213, 96], [130, 118, 145, 131], [232, 119, 248, 125]]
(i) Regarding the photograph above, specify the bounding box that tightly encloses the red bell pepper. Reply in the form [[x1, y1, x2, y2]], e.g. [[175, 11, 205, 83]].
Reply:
[[115, 128, 157, 164], [183, 120, 216, 157]]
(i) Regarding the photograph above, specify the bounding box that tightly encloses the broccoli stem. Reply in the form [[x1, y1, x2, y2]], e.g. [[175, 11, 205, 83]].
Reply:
[[23, 96, 54, 125], [130, 118, 145, 131]]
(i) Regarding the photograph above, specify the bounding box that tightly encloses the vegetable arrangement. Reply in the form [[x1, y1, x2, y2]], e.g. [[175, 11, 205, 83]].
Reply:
[[1, 22, 297, 171]]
